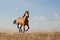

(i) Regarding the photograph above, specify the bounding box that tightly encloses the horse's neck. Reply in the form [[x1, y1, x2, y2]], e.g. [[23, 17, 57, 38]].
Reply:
[[23, 16, 28, 21]]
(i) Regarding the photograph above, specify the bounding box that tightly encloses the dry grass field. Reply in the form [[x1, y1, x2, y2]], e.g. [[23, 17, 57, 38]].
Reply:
[[0, 31, 60, 40]]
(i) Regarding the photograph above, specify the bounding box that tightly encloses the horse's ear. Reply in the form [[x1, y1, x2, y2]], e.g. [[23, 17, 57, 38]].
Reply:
[[25, 11, 29, 13]]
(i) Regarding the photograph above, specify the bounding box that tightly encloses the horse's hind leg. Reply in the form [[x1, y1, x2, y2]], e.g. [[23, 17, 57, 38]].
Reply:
[[17, 25, 20, 32], [20, 26, 22, 32], [17, 23, 20, 32]]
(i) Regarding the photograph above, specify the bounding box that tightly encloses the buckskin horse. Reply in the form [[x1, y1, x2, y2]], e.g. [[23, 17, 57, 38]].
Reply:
[[13, 11, 29, 32]]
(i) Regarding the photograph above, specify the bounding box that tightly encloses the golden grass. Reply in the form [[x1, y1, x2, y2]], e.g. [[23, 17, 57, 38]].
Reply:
[[0, 31, 60, 40]]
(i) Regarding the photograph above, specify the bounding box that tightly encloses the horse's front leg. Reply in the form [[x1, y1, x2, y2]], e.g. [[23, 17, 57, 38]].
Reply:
[[26, 24, 29, 31], [23, 26, 25, 32]]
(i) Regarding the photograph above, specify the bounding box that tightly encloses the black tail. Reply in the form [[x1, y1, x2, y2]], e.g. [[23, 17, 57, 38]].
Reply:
[[13, 20, 16, 24]]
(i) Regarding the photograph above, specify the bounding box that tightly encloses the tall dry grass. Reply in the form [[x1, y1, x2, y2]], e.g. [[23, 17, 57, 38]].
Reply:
[[0, 31, 60, 40]]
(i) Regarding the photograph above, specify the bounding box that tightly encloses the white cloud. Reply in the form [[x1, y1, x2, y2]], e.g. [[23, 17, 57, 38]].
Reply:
[[33, 16, 48, 21], [0, 17, 17, 32], [0, 15, 60, 32], [54, 14, 58, 17], [54, 14, 60, 21], [30, 16, 60, 31]]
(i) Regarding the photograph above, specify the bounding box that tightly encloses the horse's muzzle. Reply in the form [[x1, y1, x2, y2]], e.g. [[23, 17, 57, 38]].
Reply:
[[28, 16, 29, 18]]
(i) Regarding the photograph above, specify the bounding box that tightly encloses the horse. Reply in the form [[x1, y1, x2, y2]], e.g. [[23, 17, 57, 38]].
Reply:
[[13, 11, 29, 32]]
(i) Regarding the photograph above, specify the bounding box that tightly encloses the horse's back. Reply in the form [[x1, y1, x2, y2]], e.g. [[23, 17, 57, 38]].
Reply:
[[16, 17, 24, 25]]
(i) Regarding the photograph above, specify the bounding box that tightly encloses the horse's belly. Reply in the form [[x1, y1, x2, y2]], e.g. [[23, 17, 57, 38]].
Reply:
[[16, 19, 24, 25]]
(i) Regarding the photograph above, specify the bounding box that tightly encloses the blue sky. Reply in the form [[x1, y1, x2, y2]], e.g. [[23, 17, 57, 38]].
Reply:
[[0, 0, 60, 32]]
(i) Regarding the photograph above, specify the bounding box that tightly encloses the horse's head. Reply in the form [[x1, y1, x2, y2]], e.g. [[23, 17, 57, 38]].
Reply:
[[24, 11, 29, 18]]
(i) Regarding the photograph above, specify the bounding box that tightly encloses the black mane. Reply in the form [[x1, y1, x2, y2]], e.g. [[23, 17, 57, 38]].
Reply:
[[23, 11, 29, 17]]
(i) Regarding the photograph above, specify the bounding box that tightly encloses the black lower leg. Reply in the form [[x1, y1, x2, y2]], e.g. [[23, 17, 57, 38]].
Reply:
[[19, 29, 20, 32], [20, 27, 22, 32], [17, 25, 19, 29], [23, 27, 25, 32], [26, 26, 29, 31], [17, 25, 20, 32]]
